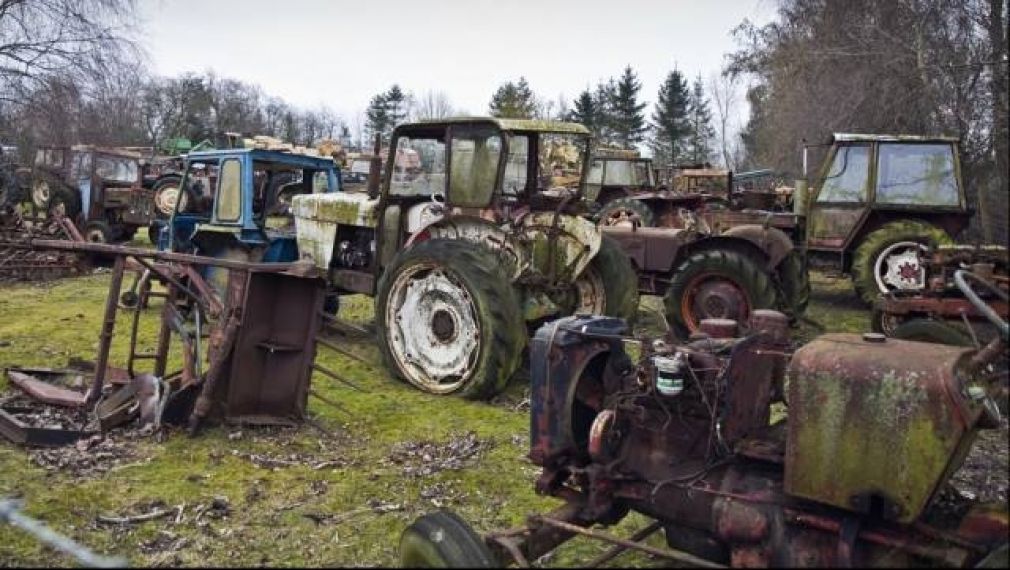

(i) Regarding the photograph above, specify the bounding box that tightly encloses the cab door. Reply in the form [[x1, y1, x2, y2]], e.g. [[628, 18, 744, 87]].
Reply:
[[806, 143, 872, 250]]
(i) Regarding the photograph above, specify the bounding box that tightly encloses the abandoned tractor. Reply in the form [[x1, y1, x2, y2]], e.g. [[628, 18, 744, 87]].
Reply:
[[289, 117, 639, 399], [400, 269, 1008, 567], [160, 147, 341, 298], [603, 217, 808, 339], [27, 145, 157, 243], [800, 134, 972, 305]]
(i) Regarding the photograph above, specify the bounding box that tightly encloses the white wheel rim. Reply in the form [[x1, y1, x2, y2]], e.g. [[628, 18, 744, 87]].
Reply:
[[385, 263, 480, 394], [573, 266, 606, 315], [874, 241, 928, 293], [32, 181, 50, 207], [602, 207, 638, 228], [155, 185, 185, 215]]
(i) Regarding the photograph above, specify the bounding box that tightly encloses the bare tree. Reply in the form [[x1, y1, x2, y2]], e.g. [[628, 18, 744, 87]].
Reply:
[[413, 90, 455, 120], [0, 0, 138, 104], [707, 71, 742, 170]]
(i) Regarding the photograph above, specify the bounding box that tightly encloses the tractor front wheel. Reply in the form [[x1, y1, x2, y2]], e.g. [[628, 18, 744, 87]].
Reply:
[[376, 239, 525, 400], [664, 249, 777, 340], [399, 510, 497, 568], [153, 175, 186, 218], [572, 234, 640, 323], [597, 197, 656, 228]]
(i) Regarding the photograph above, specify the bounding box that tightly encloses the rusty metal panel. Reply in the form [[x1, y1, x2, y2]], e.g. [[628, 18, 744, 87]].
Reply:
[[222, 270, 325, 422], [6, 371, 85, 408], [784, 333, 977, 523], [601, 227, 689, 272]]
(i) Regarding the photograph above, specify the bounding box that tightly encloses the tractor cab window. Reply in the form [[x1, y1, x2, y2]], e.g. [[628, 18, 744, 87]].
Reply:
[[502, 135, 530, 197], [70, 152, 92, 179], [94, 155, 139, 183], [35, 149, 64, 168], [449, 126, 502, 207], [214, 159, 242, 222], [816, 144, 869, 203], [875, 143, 959, 206], [389, 135, 446, 197], [537, 133, 587, 192]]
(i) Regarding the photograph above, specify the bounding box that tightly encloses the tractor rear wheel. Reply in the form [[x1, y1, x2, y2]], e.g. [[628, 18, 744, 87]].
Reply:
[[399, 510, 497, 568], [573, 234, 640, 323], [32, 175, 80, 218], [664, 249, 777, 340], [152, 175, 186, 218], [598, 197, 656, 227], [376, 239, 525, 400], [776, 250, 810, 322], [851, 220, 952, 306]]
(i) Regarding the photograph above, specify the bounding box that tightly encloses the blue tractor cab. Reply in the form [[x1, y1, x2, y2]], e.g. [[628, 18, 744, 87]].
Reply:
[[161, 149, 341, 265]]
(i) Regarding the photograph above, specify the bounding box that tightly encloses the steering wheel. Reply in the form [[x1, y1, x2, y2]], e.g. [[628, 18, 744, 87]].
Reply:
[[954, 269, 1009, 340]]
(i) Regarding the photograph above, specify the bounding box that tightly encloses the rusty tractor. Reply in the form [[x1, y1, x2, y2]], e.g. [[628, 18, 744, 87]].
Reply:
[[285, 117, 640, 400], [399, 269, 1009, 567], [25, 145, 158, 244], [799, 134, 972, 305]]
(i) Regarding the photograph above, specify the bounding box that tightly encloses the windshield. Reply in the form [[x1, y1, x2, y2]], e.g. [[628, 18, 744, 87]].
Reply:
[[94, 155, 139, 183], [875, 143, 959, 206], [537, 132, 588, 192]]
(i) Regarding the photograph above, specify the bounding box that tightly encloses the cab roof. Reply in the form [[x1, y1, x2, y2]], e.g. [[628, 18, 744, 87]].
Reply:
[[184, 148, 337, 169], [832, 133, 960, 144], [407, 116, 590, 135]]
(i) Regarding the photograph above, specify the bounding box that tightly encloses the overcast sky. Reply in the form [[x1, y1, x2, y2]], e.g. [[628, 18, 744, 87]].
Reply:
[[139, 0, 775, 128]]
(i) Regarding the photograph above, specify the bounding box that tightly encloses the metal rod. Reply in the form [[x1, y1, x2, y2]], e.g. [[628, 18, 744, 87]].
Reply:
[[309, 390, 353, 415], [585, 521, 663, 568], [312, 363, 365, 392], [315, 335, 376, 368], [0, 499, 126, 568], [530, 516, 724, 569], [87, 256, 126, 404]]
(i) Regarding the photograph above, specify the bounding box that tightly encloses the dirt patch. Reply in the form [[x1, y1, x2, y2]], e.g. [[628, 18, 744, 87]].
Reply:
[[29, 432, 141, 478], [950, 421, 1009, 504], [386, 431, 494, 477]]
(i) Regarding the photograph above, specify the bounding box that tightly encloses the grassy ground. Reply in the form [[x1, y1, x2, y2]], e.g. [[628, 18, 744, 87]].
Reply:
[[0, 268, 981, 567]]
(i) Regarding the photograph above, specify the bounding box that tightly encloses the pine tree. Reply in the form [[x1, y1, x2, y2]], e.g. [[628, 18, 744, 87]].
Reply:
[[568, 89, 599, 134], [489, 77, 537, 119], [385, 84, 410, 126], [609, 66, 647, 148], [650, 68, 691, 165], [365, 92, 390, 145], [594, 79, 617, 144], [685, 75, 716, 164]]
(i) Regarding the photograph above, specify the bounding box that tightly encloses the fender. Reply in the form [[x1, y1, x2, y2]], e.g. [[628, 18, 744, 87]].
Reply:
[[722, 224, 794, 269]]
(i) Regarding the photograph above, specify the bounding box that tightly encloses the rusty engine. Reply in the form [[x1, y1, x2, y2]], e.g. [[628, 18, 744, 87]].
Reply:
[[496, 302, 1008, 567]]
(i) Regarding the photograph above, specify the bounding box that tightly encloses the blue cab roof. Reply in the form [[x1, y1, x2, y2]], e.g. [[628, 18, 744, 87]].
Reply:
[[185, 148, 338, 170]]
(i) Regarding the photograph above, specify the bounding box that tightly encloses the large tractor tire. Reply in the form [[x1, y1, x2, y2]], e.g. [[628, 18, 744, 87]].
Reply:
[[851, 220, 953, 306], [83, 221, 113, 244], [32, 175, 80, 218], [152, 175, 186, 218], [890, 318, 974, 346], [664, 249, 777, 340], [573, 234, 640, 324], [597, 197, 656, 227], [376, 239, 526, 400], [399, 510, 497, 568], [776, 250, 811, 322]]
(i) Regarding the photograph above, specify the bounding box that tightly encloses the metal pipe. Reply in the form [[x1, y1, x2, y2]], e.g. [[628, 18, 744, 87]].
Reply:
[[585, 521, 663, 567], [530, 515, 724, 568]]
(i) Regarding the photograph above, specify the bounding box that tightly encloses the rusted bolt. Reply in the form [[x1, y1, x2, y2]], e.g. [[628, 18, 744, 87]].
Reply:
[[862, 332, 886, 343]]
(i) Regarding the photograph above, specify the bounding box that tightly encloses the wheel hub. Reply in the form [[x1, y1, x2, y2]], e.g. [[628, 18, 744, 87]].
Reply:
[[877, 242, 927, 292], [387, 267, 480, 393], [572, 267, 606, 315], [155, 185, 182, 216], [690, 279, 748, 322]]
